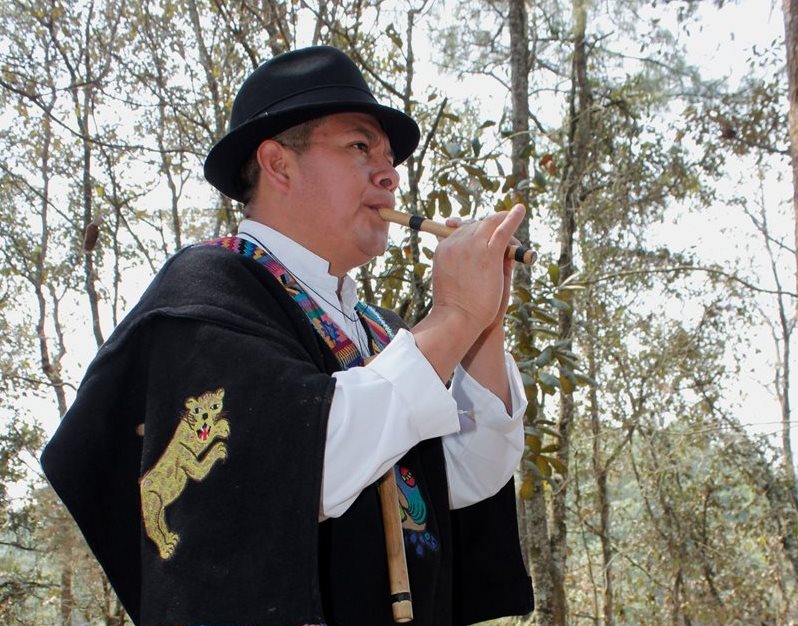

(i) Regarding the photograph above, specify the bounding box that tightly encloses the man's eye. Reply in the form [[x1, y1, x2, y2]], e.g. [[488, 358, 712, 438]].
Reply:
[[353, 142, 369, 152]]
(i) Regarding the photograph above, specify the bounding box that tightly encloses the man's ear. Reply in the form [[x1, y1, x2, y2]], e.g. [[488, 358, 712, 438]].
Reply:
[[255, 139, 293, 193]]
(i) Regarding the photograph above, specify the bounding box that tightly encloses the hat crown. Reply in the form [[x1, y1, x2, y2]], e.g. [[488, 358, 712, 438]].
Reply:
[[230, 46, 376, 132], [204, 45, 420, 202]]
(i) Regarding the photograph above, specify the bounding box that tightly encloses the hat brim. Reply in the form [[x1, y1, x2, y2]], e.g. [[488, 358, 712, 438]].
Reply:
[[204, 97, 420, 203]]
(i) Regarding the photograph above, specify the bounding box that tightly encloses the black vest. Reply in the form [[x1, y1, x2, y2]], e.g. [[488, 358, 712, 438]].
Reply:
[[41, 245, 533, 625]]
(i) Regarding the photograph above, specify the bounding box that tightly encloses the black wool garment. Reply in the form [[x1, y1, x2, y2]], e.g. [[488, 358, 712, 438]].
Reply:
[[41, 244, 533, 625]]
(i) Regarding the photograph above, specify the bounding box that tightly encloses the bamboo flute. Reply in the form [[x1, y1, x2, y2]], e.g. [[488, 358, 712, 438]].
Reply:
[[378, 208, 537, 265], [378, 469, 414, 623], [363, 351, 413, 623]]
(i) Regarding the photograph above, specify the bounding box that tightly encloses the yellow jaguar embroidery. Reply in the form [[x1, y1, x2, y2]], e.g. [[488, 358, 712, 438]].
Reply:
[[140, 388, 230, 560]]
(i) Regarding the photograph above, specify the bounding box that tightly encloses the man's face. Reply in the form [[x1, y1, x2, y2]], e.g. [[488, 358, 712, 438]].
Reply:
[[286, 112, 399, 276]]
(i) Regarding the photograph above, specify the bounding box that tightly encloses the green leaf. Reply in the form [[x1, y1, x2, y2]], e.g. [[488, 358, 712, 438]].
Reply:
[[548, 263, 560, 285], [575, 372, 598, 386], [533, 346, 554, 367], [526, 325, 561, 338], [526, 462, 547, 482], [471, 137, 481, 157], [531, 308, 558, 325], [514, 287, 532, 303], [438, 192, 452, 218], [538, 381, 556, 396], [538, 371, 561, 389], [535, 456, 552, 477], [385, 24, 403, 49], [449, 179, 468, 197], [479, 176, 497, 192], [519, 475, 535, 498], [525, 435, 541, 454], [502, 174, 518, 193], [520, 372, 536, 387], [537, 425, 561, 439], [547, 297, 572, 312], [554, 353, 579, 369], [554, 288, 576, 301], [463, 164, 484, 178], [542, 455, 567, 475], [559, 369, 576, 394]]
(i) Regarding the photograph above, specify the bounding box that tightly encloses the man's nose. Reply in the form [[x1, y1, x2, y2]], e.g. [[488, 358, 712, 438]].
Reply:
[[373, 163, 399, 192]]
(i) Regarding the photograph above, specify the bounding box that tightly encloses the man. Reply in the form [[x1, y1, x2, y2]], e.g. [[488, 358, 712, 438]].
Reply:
[[42, 46, 533, 625]]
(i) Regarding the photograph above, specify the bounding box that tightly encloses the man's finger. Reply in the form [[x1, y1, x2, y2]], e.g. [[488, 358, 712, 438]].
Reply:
[[488, 204, 526, 254]]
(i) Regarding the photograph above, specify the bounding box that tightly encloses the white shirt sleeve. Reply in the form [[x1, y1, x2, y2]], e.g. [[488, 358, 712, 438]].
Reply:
[[321, 329, 527, 518], [444, 356, 527, 509], [322, 329, 460, 518]]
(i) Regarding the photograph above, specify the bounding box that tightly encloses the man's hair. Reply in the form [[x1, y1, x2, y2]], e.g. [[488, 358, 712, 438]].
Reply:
[[239, 118, 323, 207]]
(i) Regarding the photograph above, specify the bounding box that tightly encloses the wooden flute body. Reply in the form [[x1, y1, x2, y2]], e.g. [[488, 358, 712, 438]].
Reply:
[[378, 208, 537, 265]]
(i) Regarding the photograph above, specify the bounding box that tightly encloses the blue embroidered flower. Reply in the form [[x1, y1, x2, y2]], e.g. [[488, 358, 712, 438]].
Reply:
[[321, 320, 340, 341], [405, 529, 440, 557]]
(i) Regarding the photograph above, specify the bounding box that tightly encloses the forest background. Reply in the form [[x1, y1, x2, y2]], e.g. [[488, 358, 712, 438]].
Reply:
[[0, 0, 796, 624]]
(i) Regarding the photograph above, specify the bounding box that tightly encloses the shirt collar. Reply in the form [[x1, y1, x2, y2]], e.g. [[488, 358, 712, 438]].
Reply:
[[236, 219, 360, 312]]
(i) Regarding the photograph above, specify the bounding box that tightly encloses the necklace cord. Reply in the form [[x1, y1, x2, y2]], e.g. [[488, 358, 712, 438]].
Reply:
[[238, 230, 368, 349]]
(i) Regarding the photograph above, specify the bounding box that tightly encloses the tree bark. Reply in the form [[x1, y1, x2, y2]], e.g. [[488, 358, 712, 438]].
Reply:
[[508, 3, 556, 625], [784, 0, 798, 320], [550, 1, 591, 624], [525, 482, 556, 626], [402, 8, 428, 325], [586, 327, 613, 626], [509, 0, 531, 286], [781, 1, 798, 537]]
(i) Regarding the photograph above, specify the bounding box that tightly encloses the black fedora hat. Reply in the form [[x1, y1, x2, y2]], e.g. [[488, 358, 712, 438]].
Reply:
[[204, 46, 421, 202]]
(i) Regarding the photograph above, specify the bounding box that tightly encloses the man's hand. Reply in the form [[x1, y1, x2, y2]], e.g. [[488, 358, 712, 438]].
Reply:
[[411, 204, 526, 385]]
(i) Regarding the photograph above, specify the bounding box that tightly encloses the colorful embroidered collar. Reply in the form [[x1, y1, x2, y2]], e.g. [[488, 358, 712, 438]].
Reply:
[[198, 236, 393, 369]]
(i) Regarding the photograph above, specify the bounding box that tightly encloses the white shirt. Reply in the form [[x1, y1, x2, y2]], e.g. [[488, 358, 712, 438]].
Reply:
[[237, 219, 527, 518]]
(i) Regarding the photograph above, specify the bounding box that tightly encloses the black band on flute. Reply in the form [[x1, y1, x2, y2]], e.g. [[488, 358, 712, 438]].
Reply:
[[514, 246, 528, 263], [391, 592, 413, 603], [408, 215, 425, 231]]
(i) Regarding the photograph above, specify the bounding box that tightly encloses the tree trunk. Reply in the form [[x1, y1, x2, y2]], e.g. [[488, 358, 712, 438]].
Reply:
[[402, 8, 428, 325], [509, 0, 531, 285], [586, 327, 613, 626], [525, 482, 556, 626], [780, 3, 798, 572], [551, 1, 591, 624], [60, 566, 73, 626], [81, 98, 104, 347], [508, 3, 555, 624], [784, 0, 798, 319]]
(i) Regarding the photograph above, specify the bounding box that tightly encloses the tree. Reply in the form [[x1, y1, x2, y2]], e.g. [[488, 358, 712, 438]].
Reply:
[[783, 0, 798, 317]]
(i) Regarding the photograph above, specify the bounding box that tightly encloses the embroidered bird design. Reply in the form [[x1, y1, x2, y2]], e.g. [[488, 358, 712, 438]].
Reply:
[[395, 466, 439, 556]]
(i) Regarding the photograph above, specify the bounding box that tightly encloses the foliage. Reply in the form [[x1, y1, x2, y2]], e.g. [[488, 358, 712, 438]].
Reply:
[[0, 0, 793, 624]]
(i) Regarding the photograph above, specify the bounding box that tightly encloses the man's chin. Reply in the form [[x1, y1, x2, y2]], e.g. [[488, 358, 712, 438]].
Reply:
[[354, 239, 389, 267]]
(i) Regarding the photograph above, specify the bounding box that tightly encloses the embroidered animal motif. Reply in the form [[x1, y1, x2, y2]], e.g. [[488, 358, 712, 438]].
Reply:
[[140, 388, 230, 560], [395, 466, 439, 556]]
